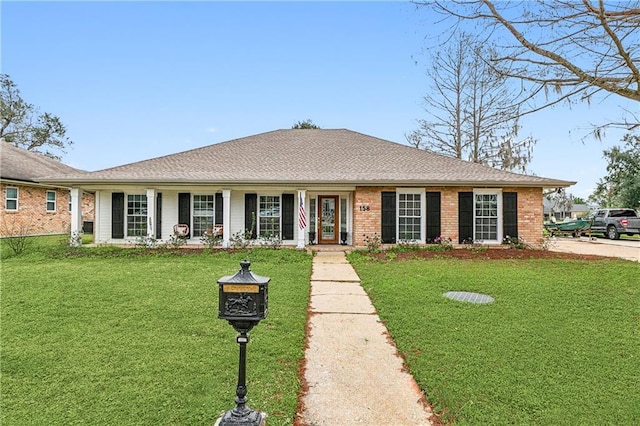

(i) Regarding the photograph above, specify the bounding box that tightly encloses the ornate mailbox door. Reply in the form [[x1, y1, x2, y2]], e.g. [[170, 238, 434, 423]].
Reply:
[[218, 261, 269, 323], [221, 284, 259, 318]]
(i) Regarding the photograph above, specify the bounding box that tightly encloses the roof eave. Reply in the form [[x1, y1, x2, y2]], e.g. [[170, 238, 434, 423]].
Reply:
[[1, 177, 72, 189], [39, 177, 577, 188]]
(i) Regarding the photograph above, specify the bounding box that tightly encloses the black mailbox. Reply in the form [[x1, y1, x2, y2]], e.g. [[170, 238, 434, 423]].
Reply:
[[216, 260, 270, 426], [218, 260, 269, 325]]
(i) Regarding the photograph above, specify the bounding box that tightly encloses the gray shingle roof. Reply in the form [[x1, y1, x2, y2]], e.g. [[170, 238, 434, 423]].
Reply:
[[1, 141, 83, 183], [39, 129, 574, 187]]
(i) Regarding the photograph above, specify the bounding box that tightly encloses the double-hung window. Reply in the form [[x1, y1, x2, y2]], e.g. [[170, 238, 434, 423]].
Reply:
[[474, 192, 500, 242], [193, 195, 215, 237], [398, 192, 422, 241], [259, 195, 280, 237], [46, 191, 57, 212], [5, 187, 18, 211], [127, 194, 147, 237]]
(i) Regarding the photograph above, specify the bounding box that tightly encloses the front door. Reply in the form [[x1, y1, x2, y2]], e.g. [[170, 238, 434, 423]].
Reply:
[[318, 196, 338, 244]]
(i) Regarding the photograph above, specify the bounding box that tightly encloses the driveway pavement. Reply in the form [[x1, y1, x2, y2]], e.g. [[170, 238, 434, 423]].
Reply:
[[549, 237, 640, 262]]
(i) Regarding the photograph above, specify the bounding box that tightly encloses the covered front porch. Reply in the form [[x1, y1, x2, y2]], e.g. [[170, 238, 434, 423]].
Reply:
[[68, 186, 355, 248]]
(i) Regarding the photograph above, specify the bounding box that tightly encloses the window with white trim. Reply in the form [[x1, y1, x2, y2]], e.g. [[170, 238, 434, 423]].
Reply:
[[5, 187, 18, 211], [127, 194, 147, 237], [474, 192, 500, 242], [193, 194, 214, 237], [46, 191, 57, 212], [398, 192, 422, 241], [259, 195, 280, 237], [69, 193, 73, 212]]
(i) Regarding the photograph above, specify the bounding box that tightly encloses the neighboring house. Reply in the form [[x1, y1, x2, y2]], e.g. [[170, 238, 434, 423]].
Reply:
[[40, 129, 574, 248], [543, 198, 590, 220], [0, 141, 94, 238]]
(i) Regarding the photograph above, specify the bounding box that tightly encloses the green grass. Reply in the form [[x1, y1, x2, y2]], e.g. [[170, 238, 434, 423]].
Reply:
[[0, 233, 94, 259], [1, 247, 312, 425], [348, 252, 640, 425]]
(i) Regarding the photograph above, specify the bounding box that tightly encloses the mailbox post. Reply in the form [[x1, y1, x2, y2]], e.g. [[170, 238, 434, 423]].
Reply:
[[217, 261, 269, 426]]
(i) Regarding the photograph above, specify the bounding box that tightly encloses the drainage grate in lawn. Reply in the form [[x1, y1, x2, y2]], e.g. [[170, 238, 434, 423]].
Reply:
[[444, 291, 494, 304]]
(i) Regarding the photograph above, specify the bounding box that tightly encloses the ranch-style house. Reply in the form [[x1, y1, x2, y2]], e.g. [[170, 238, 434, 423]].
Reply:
[[40, 129, 574, 248]]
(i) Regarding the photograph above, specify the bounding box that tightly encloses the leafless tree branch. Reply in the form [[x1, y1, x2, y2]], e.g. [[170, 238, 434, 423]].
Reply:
[[415, 0, 640, 130]]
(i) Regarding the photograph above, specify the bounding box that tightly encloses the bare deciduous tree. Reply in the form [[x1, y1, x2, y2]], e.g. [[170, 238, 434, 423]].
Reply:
[[419, 0, 640, 132], [411, 32, 535, 173], [0, 217, 37, 255]]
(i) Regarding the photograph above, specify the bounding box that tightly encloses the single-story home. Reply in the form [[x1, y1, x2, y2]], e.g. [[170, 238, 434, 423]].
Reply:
[[1, 141, 94, 238], [543, 198, 590, 220], [40, 129, 574, 248]]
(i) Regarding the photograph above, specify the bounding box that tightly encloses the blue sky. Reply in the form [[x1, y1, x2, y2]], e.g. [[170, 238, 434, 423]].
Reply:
[[1, 1, 634, 200]]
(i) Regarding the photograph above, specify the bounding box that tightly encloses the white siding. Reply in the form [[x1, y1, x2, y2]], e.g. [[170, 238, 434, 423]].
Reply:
[[96, 191, 112, 243], [229, 191, 246, 236], [160, 191, 179, 241]]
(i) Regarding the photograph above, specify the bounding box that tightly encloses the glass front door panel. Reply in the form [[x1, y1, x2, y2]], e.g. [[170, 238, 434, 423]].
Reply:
[[321, 198, 335, 239], [319, 196, 338, 243]]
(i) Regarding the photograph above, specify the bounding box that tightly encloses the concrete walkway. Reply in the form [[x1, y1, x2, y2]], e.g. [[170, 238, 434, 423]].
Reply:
[[298, 252, 434, 425]]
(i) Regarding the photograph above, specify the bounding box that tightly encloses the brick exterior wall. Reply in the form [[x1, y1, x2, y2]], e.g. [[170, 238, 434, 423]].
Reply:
[[353, 186, 395, 246], [515, 187, 544, 246], [0, 183, 95, 237], [352, 186, 544, 248], [81, 191, 95, 231], [438, 186, 464, 242]]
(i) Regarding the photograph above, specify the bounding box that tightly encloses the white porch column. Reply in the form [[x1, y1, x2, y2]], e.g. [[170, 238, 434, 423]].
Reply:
[[222, 189, 231, 248], [146, 189, 156, 240], [93, 190, 100, 243], [297, 189, 307, 249], [70, 188, 83, 246]]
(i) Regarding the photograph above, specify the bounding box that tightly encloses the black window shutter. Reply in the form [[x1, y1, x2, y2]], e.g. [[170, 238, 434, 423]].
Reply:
[[458, 192, 474, 244], [215, 193, 223, 226], [178, 193, 191, 238], [281, 193, 294, 240], [381, 192, 396, 244], [111, 192, 124, 239], [503, 192, 518, 239], [245, 193, 257, 239], [155, 193, 162, 239], [426, 191, 441, 242]]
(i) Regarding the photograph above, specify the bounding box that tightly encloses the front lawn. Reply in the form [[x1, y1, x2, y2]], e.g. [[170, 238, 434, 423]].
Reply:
[[348, 252, 640, 425], [0, 233, 94, 258], [1, 248, 312, 425]]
